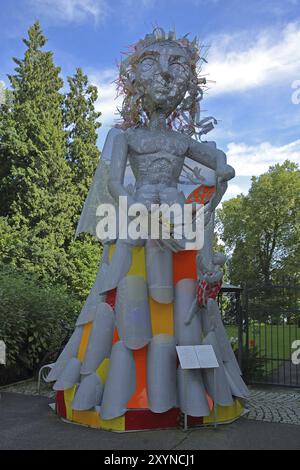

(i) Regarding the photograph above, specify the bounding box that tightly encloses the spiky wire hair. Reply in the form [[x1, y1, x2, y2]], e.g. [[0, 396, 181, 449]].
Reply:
[[114, 27, 217, 139]]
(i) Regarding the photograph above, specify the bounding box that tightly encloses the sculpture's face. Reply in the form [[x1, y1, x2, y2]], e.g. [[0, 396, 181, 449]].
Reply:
[[135, 41, 191, 115]]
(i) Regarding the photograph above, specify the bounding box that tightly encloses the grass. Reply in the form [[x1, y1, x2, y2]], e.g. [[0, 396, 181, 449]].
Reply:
[[225, 323, 300, 376]]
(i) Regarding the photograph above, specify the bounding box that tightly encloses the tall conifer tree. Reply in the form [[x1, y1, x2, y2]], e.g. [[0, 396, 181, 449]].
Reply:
[[0, 22, 74, 278], [63, 67, 101, 226]]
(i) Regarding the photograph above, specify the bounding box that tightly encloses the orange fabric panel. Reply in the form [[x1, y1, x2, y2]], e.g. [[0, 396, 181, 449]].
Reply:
[[206, 393, 214, 412], [149, 297, 174, 336], [173, 250, 197, 285], [186, 185, 216, 205], [77, 322, 93, 362], [127, 346, 149, 409], [112, 327, 120, 345]]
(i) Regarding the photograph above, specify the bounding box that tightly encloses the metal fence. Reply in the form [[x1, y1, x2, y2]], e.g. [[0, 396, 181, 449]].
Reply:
[[219, 281, 300, 387], [243, 282, 300, 387]]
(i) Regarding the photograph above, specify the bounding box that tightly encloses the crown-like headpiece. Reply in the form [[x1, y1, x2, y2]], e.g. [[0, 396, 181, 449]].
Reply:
[[133, 27, 200, 62]]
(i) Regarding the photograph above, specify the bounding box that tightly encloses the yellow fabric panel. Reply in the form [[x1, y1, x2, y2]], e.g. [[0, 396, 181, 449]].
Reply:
[[129, 246, 146, 278], [99, 414, 125, 432], [96, 358, 110, 384], [77, 322, 93, 362], [108, 244, 146, 279], [72, 410, 125, 431], [203, 399, 244, 424], [64, 386, 77, 421], [149, 297, 174, 336], [108, 244, 116, 261]]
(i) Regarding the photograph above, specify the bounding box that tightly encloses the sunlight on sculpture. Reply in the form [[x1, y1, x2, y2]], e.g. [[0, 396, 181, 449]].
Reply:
[[46, 28, 249, 431]]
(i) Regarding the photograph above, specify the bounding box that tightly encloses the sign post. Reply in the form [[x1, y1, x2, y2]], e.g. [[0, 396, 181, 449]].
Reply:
[[176, 345, 219, 431]]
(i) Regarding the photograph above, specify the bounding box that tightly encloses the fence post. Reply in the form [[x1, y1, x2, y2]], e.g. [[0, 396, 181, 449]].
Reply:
[[244, 286, 250, 360], [237, 290, 243, 370]]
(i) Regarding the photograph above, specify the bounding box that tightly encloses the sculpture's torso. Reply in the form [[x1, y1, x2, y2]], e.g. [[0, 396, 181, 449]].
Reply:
[[127, 129, 189, 190]]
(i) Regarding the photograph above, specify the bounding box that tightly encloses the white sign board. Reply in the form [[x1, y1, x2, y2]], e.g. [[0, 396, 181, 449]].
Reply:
[[176, 345, 219, 370], [176, 346, 199, 369], [195, 345, 219, 369]]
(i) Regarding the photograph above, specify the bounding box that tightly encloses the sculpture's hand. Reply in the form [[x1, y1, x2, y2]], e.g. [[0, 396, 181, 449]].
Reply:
[[154, 237, 185, 253], [204, 270, 223, 284]]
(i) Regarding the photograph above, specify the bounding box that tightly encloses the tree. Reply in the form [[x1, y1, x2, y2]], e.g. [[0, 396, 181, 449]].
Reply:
[[217, 161, 300, 286], [0, 23, 103, 295], [0, 21, 75, 279], [63, 67, 101, 227]]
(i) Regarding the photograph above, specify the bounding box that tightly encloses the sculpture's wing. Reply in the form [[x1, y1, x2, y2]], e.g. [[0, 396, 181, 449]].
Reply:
[[75, 128, 124, 238]]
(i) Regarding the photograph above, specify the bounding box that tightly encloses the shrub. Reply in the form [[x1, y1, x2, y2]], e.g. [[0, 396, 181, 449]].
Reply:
[[0, 266, 81, 383], [234, 346, 265, 383]]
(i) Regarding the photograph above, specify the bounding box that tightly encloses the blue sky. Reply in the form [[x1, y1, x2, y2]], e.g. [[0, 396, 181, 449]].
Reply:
[[1, 0, 300, 199]]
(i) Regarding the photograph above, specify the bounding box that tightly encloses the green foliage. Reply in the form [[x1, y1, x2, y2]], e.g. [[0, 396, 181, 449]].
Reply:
[[0, 23, 103, 383], [217, 161, 300, 286], [0, 22, 102, 297], [64, 236, 102, 301], [0, 266, 81, 373], [64, 67, 101, 228], [234, 347, 265, 383], [3, 22, 74, 243]]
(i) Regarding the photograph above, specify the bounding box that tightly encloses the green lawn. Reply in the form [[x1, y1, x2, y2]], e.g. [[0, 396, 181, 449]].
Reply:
[[225, 323, 300, 375]]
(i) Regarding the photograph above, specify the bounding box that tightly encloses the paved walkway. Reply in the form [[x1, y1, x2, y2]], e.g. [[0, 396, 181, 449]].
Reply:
[[0, 392, 299, 450], [3, 380, 300, 425], [245, 388, 300, 425]]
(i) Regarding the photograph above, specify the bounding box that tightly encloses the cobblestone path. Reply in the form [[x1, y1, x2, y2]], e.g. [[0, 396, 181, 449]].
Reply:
[[245, 388, 300, 425]]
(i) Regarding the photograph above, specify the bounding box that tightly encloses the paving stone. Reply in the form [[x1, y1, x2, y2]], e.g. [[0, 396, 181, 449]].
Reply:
[[245, 388, 300, 426]]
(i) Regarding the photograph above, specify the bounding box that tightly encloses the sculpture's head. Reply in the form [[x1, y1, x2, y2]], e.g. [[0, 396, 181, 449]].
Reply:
[[116, 28, 207, 136], [135, 39, 192, 116]]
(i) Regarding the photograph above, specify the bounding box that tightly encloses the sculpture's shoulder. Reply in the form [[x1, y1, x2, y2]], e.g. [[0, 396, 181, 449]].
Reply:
[[187, 137, 221, 155], [125, 127, 147, 149], [102, 127, 128, 152]]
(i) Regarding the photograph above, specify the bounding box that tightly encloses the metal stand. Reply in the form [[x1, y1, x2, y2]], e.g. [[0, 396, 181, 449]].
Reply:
[[176, 345, 219, 432], [183, 367, 218, 431], [213, 368, 217, 429], [184, 369, 188, 432]]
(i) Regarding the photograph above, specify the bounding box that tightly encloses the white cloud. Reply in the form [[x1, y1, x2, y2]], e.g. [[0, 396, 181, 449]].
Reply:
[[221, 180, 251, 202], [88, 69, 122, 134], [224, 183, 246, 199], [206, 23, 300, 95], [227, 139, 300, 176], [29, 0, 108, 24]]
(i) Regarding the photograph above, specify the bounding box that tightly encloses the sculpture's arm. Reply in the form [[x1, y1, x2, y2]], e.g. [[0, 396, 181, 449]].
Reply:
[[108, 133, 134, 205], [187, 139, 235, 182]]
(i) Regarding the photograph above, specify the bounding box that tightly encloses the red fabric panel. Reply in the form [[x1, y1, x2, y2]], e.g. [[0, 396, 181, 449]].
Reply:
[[125, 408, 181, 431], [55, 391, 66, 419]]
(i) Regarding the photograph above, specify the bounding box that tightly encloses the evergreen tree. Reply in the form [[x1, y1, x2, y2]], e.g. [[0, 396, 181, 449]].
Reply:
[[0, 22, 75, 278], [0, 86, 17, 217], [63, 67, 101, 227]]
